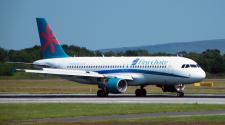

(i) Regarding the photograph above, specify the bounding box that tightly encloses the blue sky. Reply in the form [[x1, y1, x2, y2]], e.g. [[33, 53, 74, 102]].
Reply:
[[1, 0, 225, 50]]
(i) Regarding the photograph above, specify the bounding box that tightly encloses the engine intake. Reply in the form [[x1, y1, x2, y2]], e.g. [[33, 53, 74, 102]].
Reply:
[[107, 78, 128, 94]]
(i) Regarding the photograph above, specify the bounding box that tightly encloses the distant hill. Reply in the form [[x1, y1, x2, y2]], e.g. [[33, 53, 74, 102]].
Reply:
[[100, 39, 225, 54]]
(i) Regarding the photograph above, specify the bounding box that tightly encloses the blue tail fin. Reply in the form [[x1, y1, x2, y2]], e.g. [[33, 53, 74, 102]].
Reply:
[[36, 18, 69, 59]]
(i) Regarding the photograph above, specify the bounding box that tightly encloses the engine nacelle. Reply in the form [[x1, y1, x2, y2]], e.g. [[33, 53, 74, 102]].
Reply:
[[159, 84, 185, 92], [106, 78, 128, 94]]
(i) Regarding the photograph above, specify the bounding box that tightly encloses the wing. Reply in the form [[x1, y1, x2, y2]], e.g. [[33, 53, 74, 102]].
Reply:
[[17, 68, 104, 78], [17, 68, 133, 80]]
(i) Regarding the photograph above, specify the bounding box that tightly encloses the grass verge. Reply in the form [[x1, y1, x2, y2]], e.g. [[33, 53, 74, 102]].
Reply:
[[0, 79, 225, 94], [77, 115, 225, 125], [0, 103, 225, 122]]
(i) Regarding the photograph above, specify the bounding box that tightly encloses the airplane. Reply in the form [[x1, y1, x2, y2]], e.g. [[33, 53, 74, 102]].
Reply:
[[18, 18, 206, 97]]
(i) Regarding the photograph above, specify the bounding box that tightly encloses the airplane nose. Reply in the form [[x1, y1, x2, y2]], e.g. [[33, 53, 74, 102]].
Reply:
[[191, 69, 206, 82], [200, 69, 206, 79], [196, 69, 206, 80]]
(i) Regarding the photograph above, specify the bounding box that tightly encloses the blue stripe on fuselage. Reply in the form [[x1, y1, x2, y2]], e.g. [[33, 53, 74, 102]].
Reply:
[[96, 69, 189, 78]]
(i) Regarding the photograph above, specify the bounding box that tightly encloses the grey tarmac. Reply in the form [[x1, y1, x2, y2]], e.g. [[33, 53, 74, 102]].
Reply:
[[0, 94, 225, 104]]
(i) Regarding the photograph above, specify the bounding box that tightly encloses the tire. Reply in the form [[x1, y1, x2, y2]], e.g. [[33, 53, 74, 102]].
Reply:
[[135, 89, 147, 97], [135, 89, 141, 97], [141, 89, 147, 97], [176, 92, 184, 97], [97, 90, 108, 97]]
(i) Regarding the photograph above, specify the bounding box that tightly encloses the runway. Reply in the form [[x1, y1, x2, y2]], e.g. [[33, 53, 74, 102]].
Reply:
[[0, 94, 225, 104]]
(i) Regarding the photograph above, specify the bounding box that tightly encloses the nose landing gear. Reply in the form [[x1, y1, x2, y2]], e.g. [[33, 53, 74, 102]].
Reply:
[[176, 91, 184, 97], [175, 84, 185, 97]]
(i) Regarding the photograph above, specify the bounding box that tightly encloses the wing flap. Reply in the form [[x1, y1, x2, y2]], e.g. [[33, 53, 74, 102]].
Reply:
[[104, 74, 133, 80]]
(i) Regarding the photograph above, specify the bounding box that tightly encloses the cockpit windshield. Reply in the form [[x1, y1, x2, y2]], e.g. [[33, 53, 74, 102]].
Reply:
[[181, 64, 200, 68], [190, 64, 197, 68], [185, 64, 190, 68]]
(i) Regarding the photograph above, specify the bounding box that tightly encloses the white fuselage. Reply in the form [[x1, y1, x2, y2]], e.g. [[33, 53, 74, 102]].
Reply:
[[34, 56, 206, 86]]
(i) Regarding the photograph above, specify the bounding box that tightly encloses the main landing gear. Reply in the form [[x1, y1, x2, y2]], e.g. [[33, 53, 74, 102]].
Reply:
[[97, 82, 109, 97], [135, 86, 147, 97], [97, 89, 108, 97]]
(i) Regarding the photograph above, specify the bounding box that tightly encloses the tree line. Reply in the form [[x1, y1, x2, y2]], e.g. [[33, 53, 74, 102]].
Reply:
[[0, 45, 225, 76]]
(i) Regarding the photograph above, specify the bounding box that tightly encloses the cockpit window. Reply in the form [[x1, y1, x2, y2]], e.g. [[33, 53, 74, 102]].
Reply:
[[181, 64, 185, 68], [182, 64, 200, 68], [190, 64, 197, 68], [185, 64, 190, 68]]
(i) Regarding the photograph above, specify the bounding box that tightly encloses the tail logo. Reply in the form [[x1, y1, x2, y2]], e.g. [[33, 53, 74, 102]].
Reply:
[[132, 58, 140, 65], [40, 24, 59, 54]]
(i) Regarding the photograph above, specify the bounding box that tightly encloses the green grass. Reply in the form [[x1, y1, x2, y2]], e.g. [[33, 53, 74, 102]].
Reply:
[[135, 115, 225, 122], [2, 116, 225, 125], [0, 79, 99, 93], [0, 79, 225, 94], [90, 115, 225, 123], [0, 72, 58, 80], [0, 103, 225, 122], [75, 115, 225, 125], [4, 116, 225, 125]]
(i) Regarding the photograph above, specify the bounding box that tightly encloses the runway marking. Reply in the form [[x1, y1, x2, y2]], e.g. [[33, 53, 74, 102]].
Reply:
[[20, 110, 225, 123], [0, 94, 225, 104]]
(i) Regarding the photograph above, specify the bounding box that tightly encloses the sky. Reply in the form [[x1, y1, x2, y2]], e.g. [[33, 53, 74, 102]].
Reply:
[[0, 0, 225, 50]]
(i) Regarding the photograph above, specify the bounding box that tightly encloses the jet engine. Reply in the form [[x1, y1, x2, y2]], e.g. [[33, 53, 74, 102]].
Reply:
[[106, 78, 128, 94]]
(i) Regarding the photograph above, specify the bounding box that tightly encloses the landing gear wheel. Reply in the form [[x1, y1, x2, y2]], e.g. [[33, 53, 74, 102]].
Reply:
[[176, 92, 184, 97], [97, 90, 108, 97], [135, 89, 147, 97], [135, 89, 141, 97]]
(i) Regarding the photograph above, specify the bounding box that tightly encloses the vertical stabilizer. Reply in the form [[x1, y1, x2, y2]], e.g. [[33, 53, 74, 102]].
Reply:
[[36, 18, 69, 59]]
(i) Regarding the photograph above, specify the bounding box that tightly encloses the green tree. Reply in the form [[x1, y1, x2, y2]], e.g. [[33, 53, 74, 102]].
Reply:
[[104, 51, 116, 56], [202, 49, 225, 73], [0, 63, 14, 76], [0, 47, 7, 62], [94, 50, 103, 56], [62, 45, 94, 57], [125, 50, 139, 56]]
